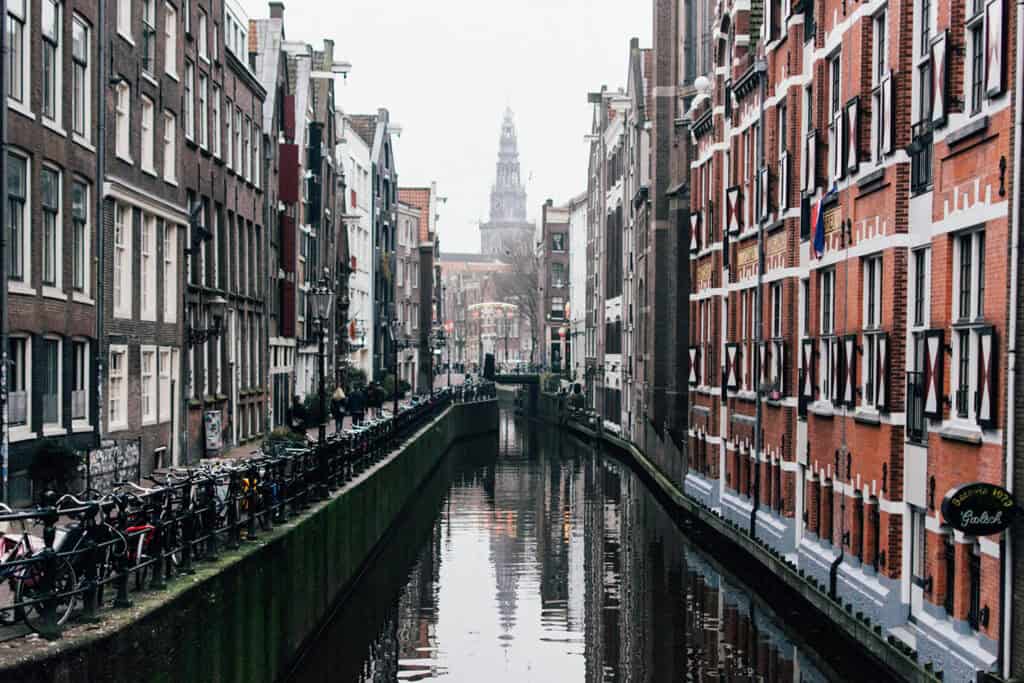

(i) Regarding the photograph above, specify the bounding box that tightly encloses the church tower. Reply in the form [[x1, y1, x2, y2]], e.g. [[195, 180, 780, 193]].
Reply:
[[480, 108, 534, 256]]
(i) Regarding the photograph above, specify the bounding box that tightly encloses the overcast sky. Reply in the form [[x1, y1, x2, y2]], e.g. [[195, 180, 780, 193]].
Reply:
[[240, 0, 653, 253]]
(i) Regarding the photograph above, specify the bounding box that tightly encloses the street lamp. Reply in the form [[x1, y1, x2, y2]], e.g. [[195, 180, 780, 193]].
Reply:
[[311, 270, 334, 450], [444, 320, 454, 386]]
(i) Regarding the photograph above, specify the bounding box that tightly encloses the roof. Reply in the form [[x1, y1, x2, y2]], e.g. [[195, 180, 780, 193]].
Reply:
[[398, 188, 432, 242], [348, 115, 378, 149], [250, 17, 286, 132]]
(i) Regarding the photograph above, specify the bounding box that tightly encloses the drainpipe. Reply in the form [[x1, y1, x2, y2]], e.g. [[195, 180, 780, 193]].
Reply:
[[1000, 0, 1024, 674], [0, 0, 8, 502], [94, 0, 107, 452]]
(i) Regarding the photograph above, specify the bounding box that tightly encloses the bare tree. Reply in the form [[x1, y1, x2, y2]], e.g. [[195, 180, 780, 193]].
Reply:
[[494, 244, 542, 364]]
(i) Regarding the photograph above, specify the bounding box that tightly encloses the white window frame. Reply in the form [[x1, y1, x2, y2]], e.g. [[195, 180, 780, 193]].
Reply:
[[116, 81, 132, 162], [197, 8, 208, 61], [108, 345, 128, 431], [862, 255, 884, 409], [950, 229, 987, 423], [198, 74, 208, 149], [164, 3, 177, 78], [71, 179, 90, 298], [871, 8, 888, 163], [819, 268, 836, 401], [184, 61, 195, 140], [225, 98, 233, 170], [163, 223, 177, 322], [141, 345, 157, 425], [116, 0, 131, 41], [6, 0, 29, 113], [141, 0, 156, 74], [41, 0, 62, 127], [70, 338, 90, 429], [211, 85, 221, 156], [966, 1, 986, 116], [252, 127, 260, 188], [158, 347, 172, 422], [163, 111, 177, 183], [7, 335, 30, 440], [141, 96, 156, 174], [71, 15, 91, 143], [6, 152, 30, 290], [40, 165, 62, 295], [40, 335, 62, 434], [771, 281, 783, 338], [113, 202, 133, 318], [141, 214, 157, 320]]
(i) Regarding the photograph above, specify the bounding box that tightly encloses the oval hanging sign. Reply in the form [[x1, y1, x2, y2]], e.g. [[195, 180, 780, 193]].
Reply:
[[941, 482, 1017, 536]]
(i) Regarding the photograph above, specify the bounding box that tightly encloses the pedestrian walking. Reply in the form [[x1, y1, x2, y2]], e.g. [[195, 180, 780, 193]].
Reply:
[[331, 387, 346, 433], [349, 387, 366, 426]]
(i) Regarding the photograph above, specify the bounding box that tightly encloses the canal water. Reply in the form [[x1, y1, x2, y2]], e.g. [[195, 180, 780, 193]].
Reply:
[[289, 407, 891, 682]]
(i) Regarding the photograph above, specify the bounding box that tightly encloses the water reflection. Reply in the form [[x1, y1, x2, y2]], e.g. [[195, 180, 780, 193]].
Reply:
[[290, 410, 883, 682]]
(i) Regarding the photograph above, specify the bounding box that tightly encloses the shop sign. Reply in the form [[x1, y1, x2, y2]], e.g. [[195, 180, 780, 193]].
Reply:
[[941, 482, 1016, 535]]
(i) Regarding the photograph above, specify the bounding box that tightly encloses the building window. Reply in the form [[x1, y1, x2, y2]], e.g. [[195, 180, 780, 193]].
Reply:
[[116, 0, 131, 38], [163, 111, 176, 182], [234, 108, 242, 171], [243, 116, 251, 180], [552, 233, 566, 252], [41, 337, 60, 427], [41, 167, 60, 288], [197, 9, 208, 60], [141, 0, 156, 72], [164, 4, 177, 77], [252, 127, 260, 187], [6, 0, 26, 103], [141, 97, 155, 173], [163, 223, 176, 322], [41, 0, 60, 121], [7, 153, 26, 282], [72, 181, 88, 292], [141, 215, 156, 320], [116, 81, 131, 161], [141, 347, 156, 424], [801, 278, 810, 336], [968, 5, 984, 114], [211, 85, 221, 156], [956, 230, 986, 322], [225, 98, 232, 170], [72, 17, 89, 137], [198, 75, 208, 148], [71, 339, 88, 422], [771, 282, 782, 338], [7, 336, 27, 428], [913, 248, 930, 328], [551, 262, 566, 288], [863, 255, 883, 407], [819, 268, 835, 335], [114, 203, 132, 318], [109, 346, 128, 430], [184, 61, 195, 139], [159, 348, 172, 422]]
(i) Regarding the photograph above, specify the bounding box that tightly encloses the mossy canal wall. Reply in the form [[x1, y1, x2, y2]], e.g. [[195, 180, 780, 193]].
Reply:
[[0, 399, 499, 683]]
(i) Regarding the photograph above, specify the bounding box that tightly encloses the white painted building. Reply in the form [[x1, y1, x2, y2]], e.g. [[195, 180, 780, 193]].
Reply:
[[568, 192, 587, 383], [338, 114, 374, 380]]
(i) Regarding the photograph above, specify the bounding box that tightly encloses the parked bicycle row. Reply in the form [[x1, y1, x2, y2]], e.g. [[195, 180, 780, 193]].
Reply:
[[0, 386, 490, 641]]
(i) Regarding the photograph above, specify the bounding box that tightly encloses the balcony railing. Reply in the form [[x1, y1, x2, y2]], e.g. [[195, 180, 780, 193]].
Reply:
[[906, 371, 926, 443]]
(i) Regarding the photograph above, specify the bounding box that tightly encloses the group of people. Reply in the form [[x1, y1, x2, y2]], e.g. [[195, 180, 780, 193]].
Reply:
[[288, 382, 390, 436]]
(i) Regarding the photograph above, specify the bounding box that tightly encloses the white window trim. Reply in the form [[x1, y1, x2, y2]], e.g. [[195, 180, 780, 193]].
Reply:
[[7, 334, 32, 442], [40, 335, 63, 435], [141, 344, 158, 425], [211, 85, 221, 157], [113, 202, 133, 319], [163, 111, 177, 184], [41, 0, 63, 130], [141, 96, 156, 174], [158, 347, 172, 423], [40, 165, 63, 300], [71, 14, 92, 148], [116, 0, 133, 42], [141, 214, 157, 321], [197, 9, 208, 61], [6, 0, 32, 120], [949, 229, 987, 426], [108, 344, 129, 432], [6, 151, 31, 292], [163, 223, 177, 323], [164, 3, 177, 78], [71, 337, 91, 431], [184, 61, 195, 140], [71, 179, 93, 302], [115, 81, 132, 162], [198, 74, 208, 149]]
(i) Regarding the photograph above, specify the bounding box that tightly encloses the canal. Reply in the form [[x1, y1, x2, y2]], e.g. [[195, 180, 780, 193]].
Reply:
[[289, 406, 894, 681]]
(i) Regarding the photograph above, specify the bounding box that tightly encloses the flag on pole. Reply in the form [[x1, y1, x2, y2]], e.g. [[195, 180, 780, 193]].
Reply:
[[813, 185, 839, 259]]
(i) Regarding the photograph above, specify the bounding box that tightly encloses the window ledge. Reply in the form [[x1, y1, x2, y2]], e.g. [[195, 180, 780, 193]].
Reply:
[[72, 134, 95, 153], [8, 281, 34, 297], [735, 389, 757, 402], [42, 286, 66, 302], [142, 166, 158, 178], [946, 115, 990, 147], [937, 420, 983, 445], [117, 30, 135, 46], [116, 153, 134, 164], [164, 177, 179, 187], [108, 421, 129, 434], [141, 417, 158, 427], [854, 407, 882, 425], [41, 118, 67, 138], [8, 427, 33, 443], [72, 292, 95, 306], [42, 425, 66, 437], [165, 70, 179, 82], [71, 421, 92, 434], [113, 309, 133, 320], [141, 72, 159, 88], [8, 100, 35, 121], [808, 400, 835, 418]]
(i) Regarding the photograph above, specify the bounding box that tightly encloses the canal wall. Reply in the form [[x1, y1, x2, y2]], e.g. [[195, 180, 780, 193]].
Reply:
[[0, 399, 499, 683], [538, 398, 941, 683]]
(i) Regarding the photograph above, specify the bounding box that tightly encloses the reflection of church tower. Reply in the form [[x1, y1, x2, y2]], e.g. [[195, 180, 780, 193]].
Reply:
[[480, 108, 534, 256]]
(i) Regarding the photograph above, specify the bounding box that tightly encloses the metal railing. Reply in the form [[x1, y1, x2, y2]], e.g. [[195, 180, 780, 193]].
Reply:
[[0, 386, 491, 641]]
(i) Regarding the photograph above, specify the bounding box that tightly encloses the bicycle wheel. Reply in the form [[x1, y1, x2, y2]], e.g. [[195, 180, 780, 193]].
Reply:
[[15, 558, 77, 630]]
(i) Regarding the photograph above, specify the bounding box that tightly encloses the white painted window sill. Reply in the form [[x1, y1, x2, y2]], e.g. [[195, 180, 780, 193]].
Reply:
[[166, 71, 178, 81], [8, 281, 34, 297], [116, 153, 134, 164], [42, 425, 66, 437], [42, 286, 66, 302], [41, 118, 67, 138], [808, 400, 835, 417], [8, 101, 35, 121], [141, 72, 159, 87], [8, 427, 34, 443], [108, 421, 129, 434], [937, 420, 983, 445], [72, 292, 95, 306], [72, 421, 92, 434], [72, 134, 95, 153], [117, 30, 135, 46]]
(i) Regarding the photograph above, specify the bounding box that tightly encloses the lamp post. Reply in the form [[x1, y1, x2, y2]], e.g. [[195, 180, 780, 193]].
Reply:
[[311, 270, 333, 499], [389, 314, 401, 418], [444, 321, 454, 386]]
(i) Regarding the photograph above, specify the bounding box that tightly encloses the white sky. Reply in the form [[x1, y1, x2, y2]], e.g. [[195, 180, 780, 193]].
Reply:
[[240, 0, 653, 253]]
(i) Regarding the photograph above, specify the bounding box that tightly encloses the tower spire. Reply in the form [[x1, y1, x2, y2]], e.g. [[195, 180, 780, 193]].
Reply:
[[480, 108, 533, 256]]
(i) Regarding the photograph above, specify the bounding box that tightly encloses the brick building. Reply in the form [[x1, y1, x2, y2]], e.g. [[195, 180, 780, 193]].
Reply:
[[102, 0, 189, 476], [398, 185, 441, 391], [3, 0, 104, 502], [682, 0, 1014, 676], [539, 199, 570, 372], [394, 200, 421, 391]]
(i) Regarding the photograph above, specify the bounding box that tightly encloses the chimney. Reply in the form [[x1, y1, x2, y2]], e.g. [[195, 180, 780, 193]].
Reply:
[[269, 1, 284, 19], [630, 37, 639, 50], [546, 198, 553, 207]]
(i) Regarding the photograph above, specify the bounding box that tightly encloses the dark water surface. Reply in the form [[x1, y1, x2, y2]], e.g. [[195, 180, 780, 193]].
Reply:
[[289, 408, 887, 682]]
